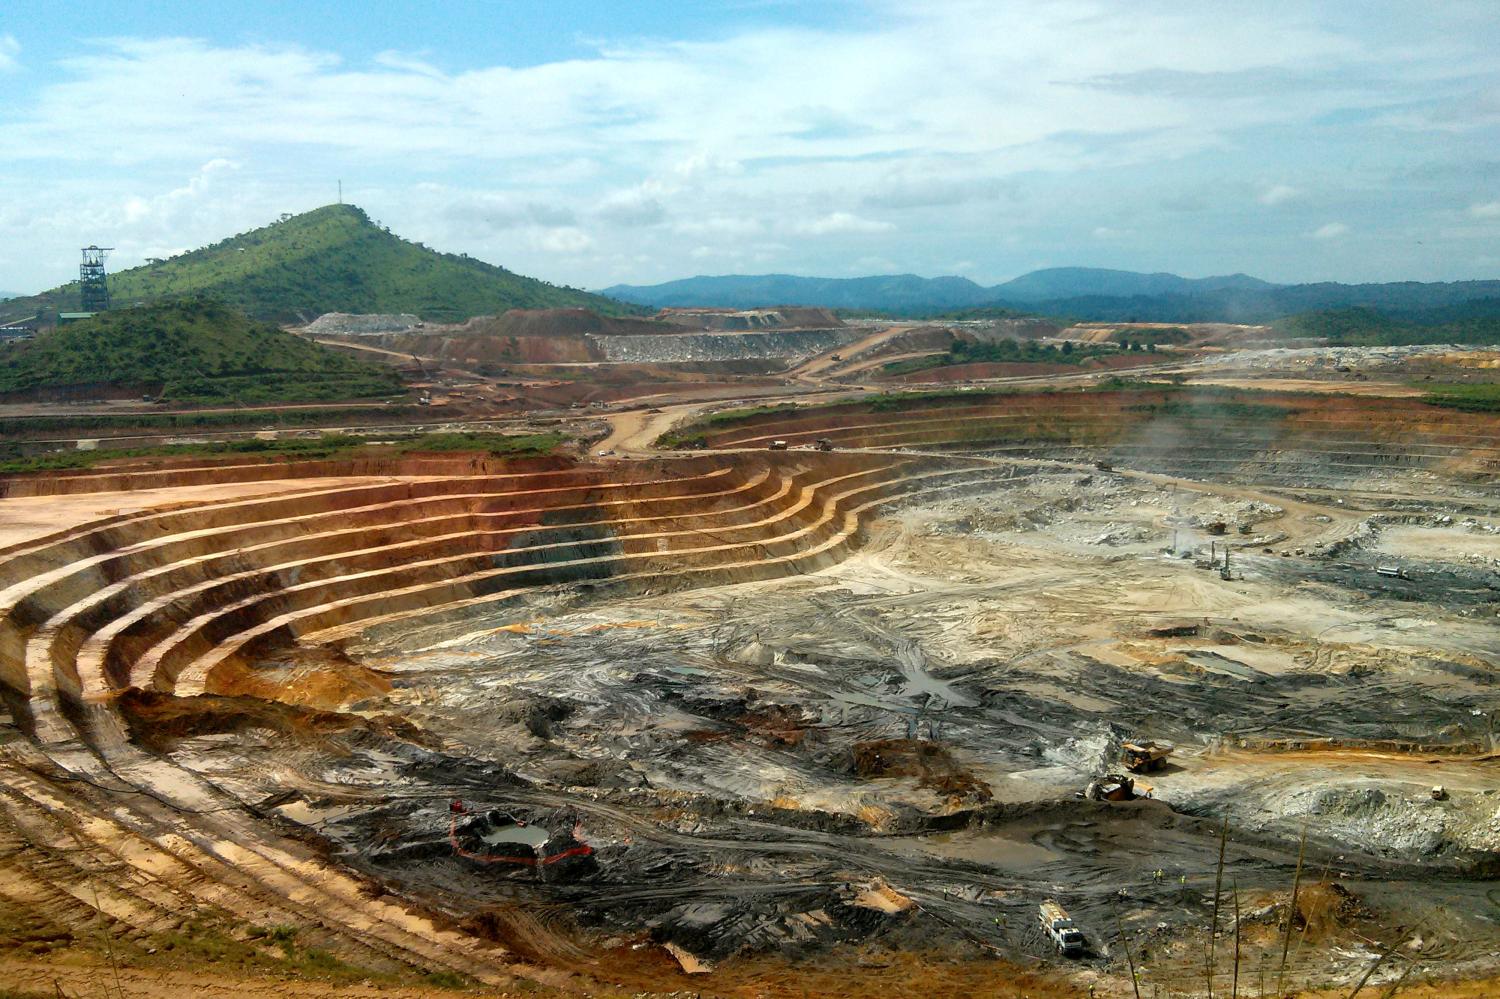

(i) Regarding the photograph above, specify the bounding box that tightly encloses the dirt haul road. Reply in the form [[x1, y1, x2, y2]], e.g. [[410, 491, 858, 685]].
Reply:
[[788, 323, 920, 382]]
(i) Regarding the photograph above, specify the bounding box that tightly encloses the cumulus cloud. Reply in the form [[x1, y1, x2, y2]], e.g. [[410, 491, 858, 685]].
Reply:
[[1258, 184, 1301, 206], [535, 227, 593, 254], [441, 194, 576, 233], [672, 153, 742, 181], [2, 4, 1499, 288], [1311, 222, 1349, 239], [863, 172, 1014, 210], [794, 212, 894, 236], [1470, 200, 1500, 218], [118, 159, 241, 225], [673, 215, 765, 237], [595, 184, 668, 227]]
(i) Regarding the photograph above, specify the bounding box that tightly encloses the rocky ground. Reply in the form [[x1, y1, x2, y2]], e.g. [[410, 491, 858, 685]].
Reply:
[[141, 464, 1500, 996]]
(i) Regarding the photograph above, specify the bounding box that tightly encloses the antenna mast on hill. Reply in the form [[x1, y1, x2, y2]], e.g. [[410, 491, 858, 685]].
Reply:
[[80, 246, 113, 313], [338, 180, 342, 205]]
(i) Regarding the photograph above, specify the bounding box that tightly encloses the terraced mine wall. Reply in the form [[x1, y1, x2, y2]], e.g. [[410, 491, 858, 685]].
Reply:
[[0, 453, 573, 498], [657, 307, 845, 330], [593, 328, 865, 363], [0, 449, 1007, 744], [317, 326, 865, 366], [687, 388, 1500, 488]]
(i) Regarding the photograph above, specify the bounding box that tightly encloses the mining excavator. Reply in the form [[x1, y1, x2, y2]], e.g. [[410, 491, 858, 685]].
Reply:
[[1083, 773, 1135, 801]]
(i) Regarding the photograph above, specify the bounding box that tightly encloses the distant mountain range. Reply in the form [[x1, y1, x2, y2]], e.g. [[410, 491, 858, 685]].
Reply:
[[603, 268, 1500, 322], [0, 205, 638, 325]]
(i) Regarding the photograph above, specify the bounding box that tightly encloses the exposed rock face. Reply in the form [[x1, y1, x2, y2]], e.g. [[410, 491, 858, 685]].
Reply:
[[303, 312, 424, 335], [597, 328, 863, 363], [656, 307, 846, 331]]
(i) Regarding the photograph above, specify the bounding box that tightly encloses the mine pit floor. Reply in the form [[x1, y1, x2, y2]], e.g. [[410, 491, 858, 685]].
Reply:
[[140, 467, 1500, 996]]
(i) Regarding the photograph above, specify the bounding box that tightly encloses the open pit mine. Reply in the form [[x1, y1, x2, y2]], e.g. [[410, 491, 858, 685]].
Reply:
[[0, 375, 1498, 998]]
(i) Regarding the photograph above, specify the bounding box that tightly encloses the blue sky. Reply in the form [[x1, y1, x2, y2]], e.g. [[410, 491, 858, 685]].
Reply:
[[1, 1, 1498, 295]]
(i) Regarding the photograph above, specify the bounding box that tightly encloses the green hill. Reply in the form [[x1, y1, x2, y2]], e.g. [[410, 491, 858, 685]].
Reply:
[[5, 204, 637, 324], [0, 298, 403, 403], [1277, 307, 1500, 345]]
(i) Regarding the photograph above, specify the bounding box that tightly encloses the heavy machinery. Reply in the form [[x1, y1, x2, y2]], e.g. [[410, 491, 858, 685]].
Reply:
[[1038, 900, 1086, 957], [1083, 773, 1137, 802], [814, 437, 835, 452], [1123, 739, 1173, 773], [768, 440, 789, 450]]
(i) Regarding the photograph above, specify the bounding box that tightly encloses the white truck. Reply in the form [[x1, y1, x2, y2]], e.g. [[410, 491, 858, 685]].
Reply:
[[1038, 900, 1086, 958]]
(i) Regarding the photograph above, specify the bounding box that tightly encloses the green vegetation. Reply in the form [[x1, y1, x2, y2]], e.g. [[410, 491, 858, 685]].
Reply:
[[0, 405, 431, 438], [703, 403, 802, 424], [4, 204, 637, 323], [0, 298, 402, 403], [1125, 399, 1298, 420], [1117, 326, 1191, 346], [1422, 383, 1500, 412], [0, 431, 568, 476], [880, 337, 1121, 377], [1278, 307, 1500, 346], [394, 431, 567, 454], [655, 381, 1352, 449], [127, 918, 377, 983]]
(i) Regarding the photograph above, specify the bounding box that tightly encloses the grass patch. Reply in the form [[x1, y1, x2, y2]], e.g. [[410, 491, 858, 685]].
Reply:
[[1423, 382, 1500, 412], [0, 431, 569, 476], [422, 970, 477, 989], [703, 403, 802, 424], [138, 919, 380, 984], [0, 298, 402, 403], [0, 405, 430, 438], [1124, 399, 1299, 420], [653, 380, 1360, 450], [401, 431, 567, 455], [880, 338, 1128, 377]]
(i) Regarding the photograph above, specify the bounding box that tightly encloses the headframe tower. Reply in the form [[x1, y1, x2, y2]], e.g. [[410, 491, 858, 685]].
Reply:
[[80, 245, 114, 313]]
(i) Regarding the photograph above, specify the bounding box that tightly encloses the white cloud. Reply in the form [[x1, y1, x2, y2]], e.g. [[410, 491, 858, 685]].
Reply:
[[672, 153, 742, 181], [440, 193, 576, 232], [595, 183, 668, 226], [372, 50, 445, 79], [1470, 200, 1500, 218], [116, 159, 241, 226], [0, 34, 18, 72], [689, 244, 744, 261], [1, 4, 1498, 288], [1258, 184, 1301, 206], [794, 212, 894, 236], [672, 215, 764, 237], [0, 7, 1403, 171], [1310, 222, 1349, 239], [1092, 226, 1131, 239], [535, 227, 593, 254]]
